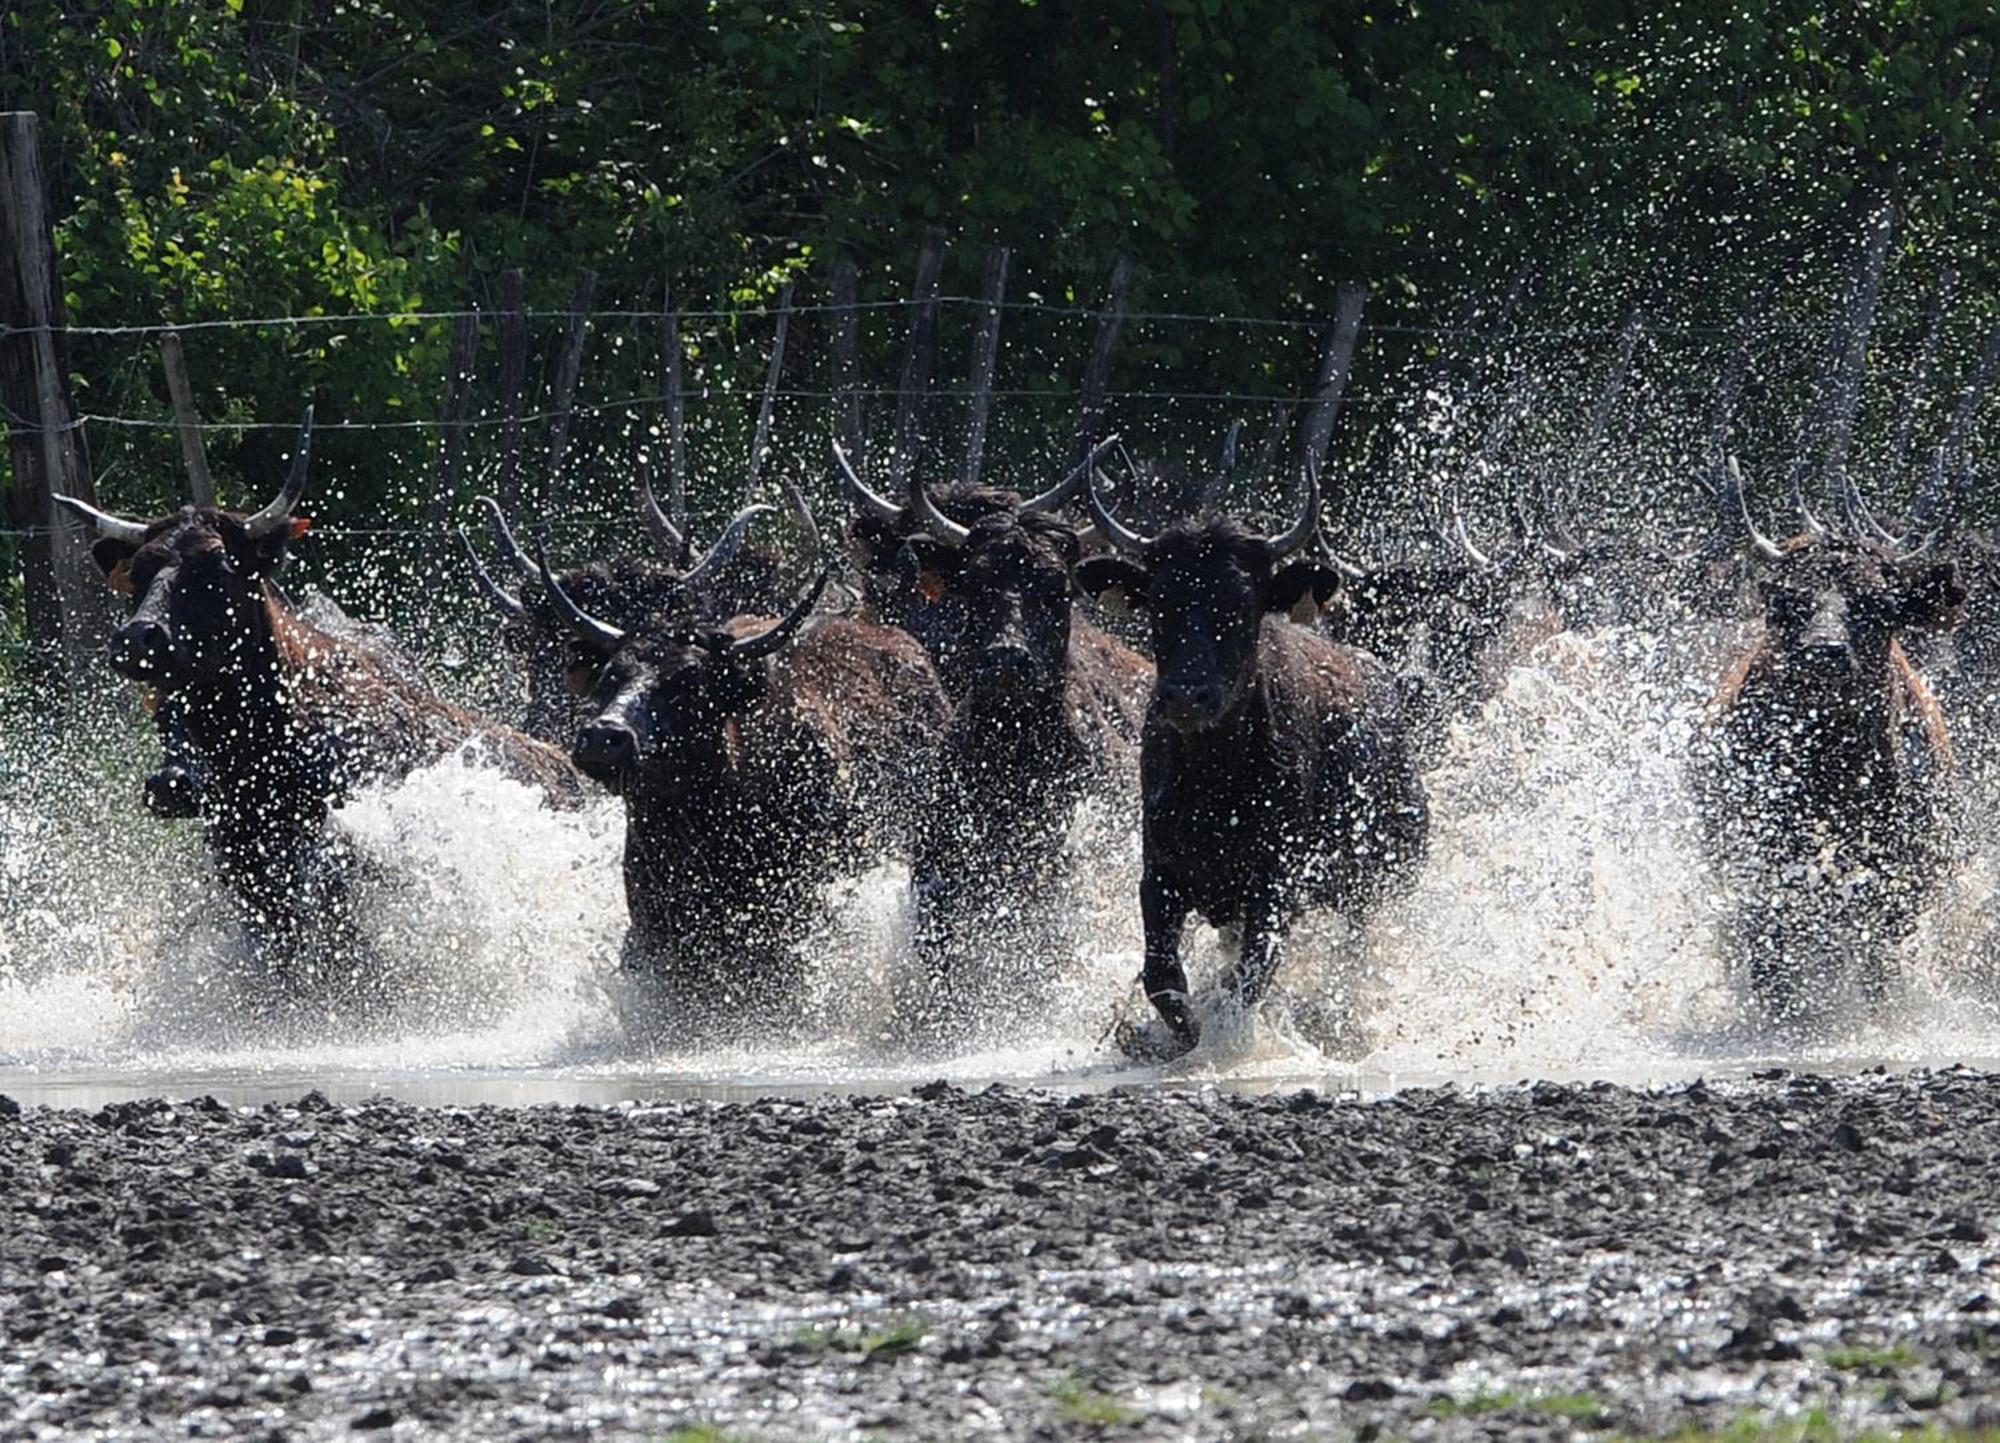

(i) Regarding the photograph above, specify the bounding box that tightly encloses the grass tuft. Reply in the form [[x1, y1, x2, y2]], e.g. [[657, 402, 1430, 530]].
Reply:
[[1047, 1374, 1137, 1426]]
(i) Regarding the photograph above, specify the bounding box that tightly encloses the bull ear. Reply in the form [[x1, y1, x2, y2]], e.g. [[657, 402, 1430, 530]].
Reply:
[[1075, 556, 1150, 614], [896, 536, 961, 604], [90, 537, 142, 590], [1895, 561, 1969, 631], [1268, 560, 1343, 621]]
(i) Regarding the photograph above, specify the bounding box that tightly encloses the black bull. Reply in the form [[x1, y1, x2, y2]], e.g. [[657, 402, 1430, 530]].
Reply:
[[892, 495, 1153, 1028], [541, 555, 951, 1033], [57, 421, 582, 989], [1693, 526, 1965, 1024], [1078, 471, 1430, 1056]]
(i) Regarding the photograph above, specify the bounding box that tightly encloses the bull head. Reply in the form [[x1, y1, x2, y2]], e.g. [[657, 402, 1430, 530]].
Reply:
[[557, 543, 836, 791], [1076, 464, 1338, 731], [56, 407, 316, 687]]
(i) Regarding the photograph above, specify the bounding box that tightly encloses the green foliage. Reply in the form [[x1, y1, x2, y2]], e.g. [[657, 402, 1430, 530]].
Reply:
[[1, 0, 1995, 630]]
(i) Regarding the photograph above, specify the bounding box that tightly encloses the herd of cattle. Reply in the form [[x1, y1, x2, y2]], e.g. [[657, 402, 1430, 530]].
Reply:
[[49, 406, 1996, 1054]]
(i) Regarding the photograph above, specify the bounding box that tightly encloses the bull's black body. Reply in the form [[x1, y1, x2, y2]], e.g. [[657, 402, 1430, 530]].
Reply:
[[1080, 516, 1428, 1054], [569, 606, 950, 1034], [1692, 539, 1964, 1023], [896, 507, 1151, 1029], [81, 503, 582, 991]]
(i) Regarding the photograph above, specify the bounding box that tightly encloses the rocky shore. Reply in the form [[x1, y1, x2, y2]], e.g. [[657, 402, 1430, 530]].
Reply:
[[5, 1069, 2000, 1440]]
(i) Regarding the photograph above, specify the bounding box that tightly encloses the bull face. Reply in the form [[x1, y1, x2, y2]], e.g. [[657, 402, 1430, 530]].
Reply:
[[61, 409, 316, 692], [843, 484, 1019, 658], [537, 542, 834, 794], [901, 513, 1081, 705], [571, 629, 768, 793], [94, 513, 292, 686], [832, 437, 1117, 659], [1753, 548, 1964, 692], [1078, 518, 1337, 733]]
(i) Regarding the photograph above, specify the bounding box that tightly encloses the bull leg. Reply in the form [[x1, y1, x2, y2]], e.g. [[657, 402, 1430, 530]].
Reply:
[[1224, 885, 1292, 1014], [1139, 871, 1197, 1044]]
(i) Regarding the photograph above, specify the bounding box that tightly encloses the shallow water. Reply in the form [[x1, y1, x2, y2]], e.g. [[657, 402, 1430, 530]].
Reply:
[[7, 623, 2000, 1109]]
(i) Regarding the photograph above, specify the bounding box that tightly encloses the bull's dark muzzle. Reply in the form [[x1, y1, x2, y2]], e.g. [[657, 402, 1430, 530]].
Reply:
[[573, 721, 640, 785], [1156, 679, 1227, 732], [107, 621, 180, 681], [1791, 639, 1857, 681]]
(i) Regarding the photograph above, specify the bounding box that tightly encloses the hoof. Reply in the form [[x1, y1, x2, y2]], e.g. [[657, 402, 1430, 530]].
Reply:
[[1113, 1015, 1198, 1064]]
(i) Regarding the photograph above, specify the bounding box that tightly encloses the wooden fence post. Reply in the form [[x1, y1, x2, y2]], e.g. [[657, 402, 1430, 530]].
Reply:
[[1293, 281, 1367, 478], [1067, 251, 1134, 473], [158, 330, 215, 507], [959, 244, 1010, 488], [829, 259, 866, 476], [542, 266, 597, 504], [493, 268, 529, 510], [889, 228, 947, 493], [745, 282, 793, 500], [658, 276, 689, 532], [0, 110, 110, 695], [424, 307, 481, 530]]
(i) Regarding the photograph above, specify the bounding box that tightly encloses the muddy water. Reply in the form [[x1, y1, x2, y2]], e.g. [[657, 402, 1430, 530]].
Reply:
[[6, 622, 2000, 1108]]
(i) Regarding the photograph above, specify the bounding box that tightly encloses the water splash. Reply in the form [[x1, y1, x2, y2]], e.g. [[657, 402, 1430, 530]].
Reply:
[[8, 620, 2000, 1105]]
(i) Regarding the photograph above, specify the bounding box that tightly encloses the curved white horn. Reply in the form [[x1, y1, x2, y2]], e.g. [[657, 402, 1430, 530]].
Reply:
[[52, 494, 149, 546], [1085, 467, 1153, 556], [680, 503, 776, 591], [910, 479, 971, 549], [1020, 433, 1121, 515], [722, 561, 834, 661], [457, 527, 528, 621], [1723, 455, 1787, 563], [833, 438, 904, 526], [243, 404, 314, 539], [635, 457, 686, 559], [1261, 462, 1321, 560], [533, 530, 628, 656]]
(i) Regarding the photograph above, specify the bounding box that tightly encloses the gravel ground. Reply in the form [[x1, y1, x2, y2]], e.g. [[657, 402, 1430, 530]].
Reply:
[[5, 1070, 2000, 1441]]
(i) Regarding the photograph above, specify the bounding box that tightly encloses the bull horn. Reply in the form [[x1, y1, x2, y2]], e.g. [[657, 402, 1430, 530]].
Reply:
[[243, 405, 314, 539], [52, 494, 150, 546], [1314, 524, 1368, 581], [681, 503, 777, 591], [910, 477, 972, 549], [722, 561, 835, 661], [457, 526, 528, 621], [1261, 463, 1320, 560], [1020, 433, 1122, 515], [532, 529, 628, 656], [1839, 469, 1902, 548], [780, 478, 823, 580], [477, 495, 536, 580], [1085, 467, 1153, 556], [635, 457, 688, 562], [1722, 455, 1787, 563], [833, 438, 904, 527]]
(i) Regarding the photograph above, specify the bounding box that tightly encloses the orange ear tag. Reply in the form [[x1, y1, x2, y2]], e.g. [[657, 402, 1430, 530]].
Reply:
[[108, 559, 135, 596], [140, 687, 159, 716], [288, 517, 313, 539], [917, 570, 946, 603]]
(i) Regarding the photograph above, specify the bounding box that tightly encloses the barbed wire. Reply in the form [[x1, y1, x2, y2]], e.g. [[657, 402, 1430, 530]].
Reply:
[[0, 297, 1825, 342], [0, 382, 1541, 438]]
